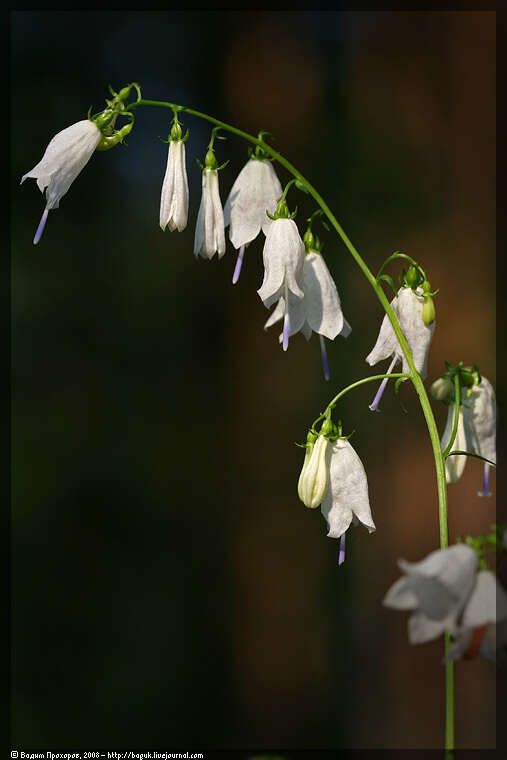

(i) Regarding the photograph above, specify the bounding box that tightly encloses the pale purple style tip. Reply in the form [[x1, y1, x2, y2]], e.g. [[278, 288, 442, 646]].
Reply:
[[319, 335, 330, 381], [369, 377, 389, 412], [232, 245, 245, 284], [338, 533, 346, 565], [478, 463, 492, 497], [282, 310, 290, 351], [33, 208, 49, 245]]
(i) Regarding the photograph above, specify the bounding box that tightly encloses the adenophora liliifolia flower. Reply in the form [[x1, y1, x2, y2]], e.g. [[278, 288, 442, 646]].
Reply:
[[194, 140, 227, 260], [21, 120, 102, 244], [159, 118, 189, 232], [383, 544, 478, 644], [21, 84, 137, 244], [298, 418, 375, 564], [366, 267, 436, 410], [264, 227, 351, 379], [434, 369, 497, 495], [257, 197, 305, 351], [223, 148, 283, 283]]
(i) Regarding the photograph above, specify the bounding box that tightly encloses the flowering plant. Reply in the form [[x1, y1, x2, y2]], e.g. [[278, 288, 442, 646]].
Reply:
[[20, 82, 500, 752]]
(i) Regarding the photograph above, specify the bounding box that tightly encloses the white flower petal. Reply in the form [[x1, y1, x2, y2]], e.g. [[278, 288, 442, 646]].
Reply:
[[408, 613, 449, 644], [366, 287, 434, 378], [303, 252, 350, 340], [257, 218, 304, 307], [441, 407, 470, 483], [160, 140, 189, 232], [21, 120, 101, 210], [383, 576, 419, 610], [194, 169, 225, 259], [320, 439, 375, 539], [462, 376, 497, 464], [224, 159, 282, 248], [461, 570, 507, 629]]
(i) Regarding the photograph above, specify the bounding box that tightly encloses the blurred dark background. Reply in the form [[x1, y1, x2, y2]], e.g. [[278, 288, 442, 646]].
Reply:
[[11, 11, 497, 751]]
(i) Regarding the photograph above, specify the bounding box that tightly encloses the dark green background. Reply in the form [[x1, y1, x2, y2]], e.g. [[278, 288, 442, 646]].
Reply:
[[11, 11, 497, 750]]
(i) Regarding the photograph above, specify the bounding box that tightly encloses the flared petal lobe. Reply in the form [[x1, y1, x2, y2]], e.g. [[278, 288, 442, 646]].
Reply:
[[21, 120, 102, 210], [160, 140, 189, 232], [320, 439, 375, 539], [224, 158, 282, 248], [194, 169, 226, 259]]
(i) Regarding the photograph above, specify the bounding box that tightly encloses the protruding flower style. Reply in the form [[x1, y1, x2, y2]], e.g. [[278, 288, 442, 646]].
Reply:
[[440, 375, 496, 494], [160, 121, 189, 232], [194, 147, 226, 260], [21, 120, 102, 244], [223, 156, 283, 283], [383, 544, 478, 643], [264, 248, 351, 378], [257, 201, 305, 351], [446, 570, 507, 663]]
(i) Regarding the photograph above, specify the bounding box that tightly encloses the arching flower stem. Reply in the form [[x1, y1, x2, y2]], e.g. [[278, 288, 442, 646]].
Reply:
[[127, 96, 455, 752], [442, 373, 463, 459]]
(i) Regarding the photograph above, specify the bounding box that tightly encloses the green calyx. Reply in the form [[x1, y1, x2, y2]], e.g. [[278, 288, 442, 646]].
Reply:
[[457, 523, 506, 571], [432, 362, 482, 405], [91, 82, 141, 149], [266, 197, 297, 221]]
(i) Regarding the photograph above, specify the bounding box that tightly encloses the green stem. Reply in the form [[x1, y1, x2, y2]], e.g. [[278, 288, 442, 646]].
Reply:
[[128, 96, 454, 751], [442, 374, 462, 459]]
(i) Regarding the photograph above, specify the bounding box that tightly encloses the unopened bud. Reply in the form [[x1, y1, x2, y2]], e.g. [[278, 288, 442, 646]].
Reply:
[[298, 434, 329, 509], [422, 294, 436, 325], [405, 265, 419, 289], [431, 376, 453, 403]]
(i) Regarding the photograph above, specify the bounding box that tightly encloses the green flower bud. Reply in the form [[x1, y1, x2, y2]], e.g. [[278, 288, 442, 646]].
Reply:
[[431, 376, 453, 403], [422, 294, 436, 325], [96, 121, 133, 151], [170, 121, 183, 141], [405, 265, 419, 289], [303, 227, 315, 252], [298, 433, 329, 509], [204, 149, 218, 170]]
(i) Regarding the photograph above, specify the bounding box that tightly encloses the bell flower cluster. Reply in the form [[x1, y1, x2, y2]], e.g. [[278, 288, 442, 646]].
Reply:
[[436, 374, 497, 495], [223, 155, 282, 283], [298, 419, 375, 565], [383, 544, 507, 664]]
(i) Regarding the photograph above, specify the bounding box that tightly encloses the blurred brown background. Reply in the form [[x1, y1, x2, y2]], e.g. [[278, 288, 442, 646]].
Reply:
[[11, 10, 497, 751]]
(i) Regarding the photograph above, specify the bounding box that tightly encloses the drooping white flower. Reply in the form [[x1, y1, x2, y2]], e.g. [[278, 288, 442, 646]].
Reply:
[[446, 570, 507, 663], [160, 140, 189, 232], [383, 545, 478, 643], [264, 249, 351, 378], [223, 158, 283, 283], [320, 439, 376, 552], [194, 168, 226, 260], [366, 286, 435, 410], [21, 119, 102, 244], [257, 217, 305, 350], [440, 376, 496, 494], [297, 432, 375, 565]]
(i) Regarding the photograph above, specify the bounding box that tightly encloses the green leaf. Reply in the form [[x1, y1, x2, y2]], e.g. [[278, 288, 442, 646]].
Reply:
[[446, 450, 496, 466], [378, 273, 397, 296]]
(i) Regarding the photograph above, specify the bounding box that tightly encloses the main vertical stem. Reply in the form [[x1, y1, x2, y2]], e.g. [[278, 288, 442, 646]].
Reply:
[[128, 97, 455, 750]]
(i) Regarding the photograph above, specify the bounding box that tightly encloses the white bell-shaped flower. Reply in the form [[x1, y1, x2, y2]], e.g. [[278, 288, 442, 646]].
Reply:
[[160, 140, 189, 232], [383, 544, 478, 643], [257, 217, 305, 350], [446, 570, 507, 663], [194, 168, 226, 260], [366, 286, 435, 377], [223, 158, 282, 283], [320, 439, 376, 545], [440, 376, 496, 494], [21, 119, 102, 244], [264, 250, 351, 377]]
